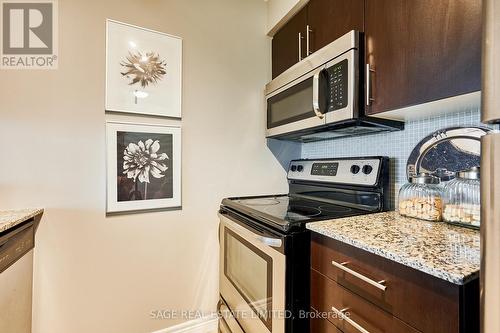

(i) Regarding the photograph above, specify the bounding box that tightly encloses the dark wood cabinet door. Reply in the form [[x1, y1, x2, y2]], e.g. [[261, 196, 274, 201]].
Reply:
[[307, 0, 364, 53], [365, 0, 482, 115], [272, 7, 307, 78]]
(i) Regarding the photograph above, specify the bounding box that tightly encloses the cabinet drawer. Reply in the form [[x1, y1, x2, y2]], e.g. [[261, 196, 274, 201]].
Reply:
[[311, 269, 419, 333], [310, 311, 343, 333], [311, 233, 459, 332]]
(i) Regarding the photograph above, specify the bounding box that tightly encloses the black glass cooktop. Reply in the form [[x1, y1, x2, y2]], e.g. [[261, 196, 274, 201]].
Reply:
[[221, 195, 368, 233]]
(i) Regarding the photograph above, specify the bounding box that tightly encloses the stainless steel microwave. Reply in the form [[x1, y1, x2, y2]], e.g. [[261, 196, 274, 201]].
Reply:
[[265, 30, 403, 142]]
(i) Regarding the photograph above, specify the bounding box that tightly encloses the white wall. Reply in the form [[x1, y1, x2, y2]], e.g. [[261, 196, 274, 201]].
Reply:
[[0, 0, 288, 332]]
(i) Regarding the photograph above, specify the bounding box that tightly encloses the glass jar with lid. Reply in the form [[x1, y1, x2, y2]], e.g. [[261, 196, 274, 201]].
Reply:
[[431, 168, 456, 186], [443, 167, 480, 228], [398, 173, 443, 221]]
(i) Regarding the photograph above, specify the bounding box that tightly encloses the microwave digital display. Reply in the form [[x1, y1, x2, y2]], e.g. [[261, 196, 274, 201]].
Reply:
[[311, 163, 339, 176]]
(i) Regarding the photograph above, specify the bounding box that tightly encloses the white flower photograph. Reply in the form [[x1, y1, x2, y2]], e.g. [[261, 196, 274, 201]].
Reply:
[[105, 20, 182, 118], [106, 122, 181, 213]]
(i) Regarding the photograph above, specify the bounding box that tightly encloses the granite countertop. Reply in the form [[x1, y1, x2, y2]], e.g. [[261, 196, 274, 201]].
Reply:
[[307, 211, 480, 285], [0, 208, 44, 233]]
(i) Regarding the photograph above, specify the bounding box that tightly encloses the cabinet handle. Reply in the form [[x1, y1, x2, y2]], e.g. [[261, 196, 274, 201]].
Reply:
[[298, 32, 304, 61], [332, 307, 371, 333], [306, 25, 313, 55], [366, 63, 375, 106], [332, 260, 387, 291]]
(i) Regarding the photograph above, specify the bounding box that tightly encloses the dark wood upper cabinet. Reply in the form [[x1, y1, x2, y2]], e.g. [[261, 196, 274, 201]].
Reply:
[[272, 7, 307, 79], [272, 0, 364, 78], [271, 0, 482, 114], [307, 0, 364, 53], [365, 0, 482, 115]]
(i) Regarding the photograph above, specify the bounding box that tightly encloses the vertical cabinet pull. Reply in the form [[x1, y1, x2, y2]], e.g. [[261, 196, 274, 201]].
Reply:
[[366, 64, 375, 106], [298, 27, 312, 62], [332, 307, 371, 333], [306, 25, 313, 55], [298, 32, 303, 61]]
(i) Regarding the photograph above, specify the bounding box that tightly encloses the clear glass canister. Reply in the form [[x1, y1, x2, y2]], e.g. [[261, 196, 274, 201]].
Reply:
[[443, 167, 481, 228], [398, 173, 443, 221], [431, 168, 456, 186]]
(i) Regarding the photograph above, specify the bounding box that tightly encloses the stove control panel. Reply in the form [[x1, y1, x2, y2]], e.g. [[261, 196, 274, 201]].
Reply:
[[288, 158, 383, 186]]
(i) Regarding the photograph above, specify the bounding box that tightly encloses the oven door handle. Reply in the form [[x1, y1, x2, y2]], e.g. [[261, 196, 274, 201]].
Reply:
[[255, 235, 282, 248], [313, 68, 327, 119], [230, 219, 283, 248], [220, 213, 283, 248]]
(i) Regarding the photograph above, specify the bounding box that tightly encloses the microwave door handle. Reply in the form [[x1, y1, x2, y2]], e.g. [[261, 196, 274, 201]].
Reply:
[[312, 69, 325, 119]]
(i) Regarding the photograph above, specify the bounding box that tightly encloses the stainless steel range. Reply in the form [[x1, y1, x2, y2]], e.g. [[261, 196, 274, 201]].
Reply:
[[218, 157, 391, 333]]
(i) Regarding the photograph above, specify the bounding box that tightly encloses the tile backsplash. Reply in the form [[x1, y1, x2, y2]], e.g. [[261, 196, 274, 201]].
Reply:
[[301, 108, 496, 208]]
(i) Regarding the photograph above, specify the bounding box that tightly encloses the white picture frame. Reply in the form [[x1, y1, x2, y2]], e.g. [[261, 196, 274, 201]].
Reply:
[[105, 19, 182, 118], [106, 121, 182, 214]]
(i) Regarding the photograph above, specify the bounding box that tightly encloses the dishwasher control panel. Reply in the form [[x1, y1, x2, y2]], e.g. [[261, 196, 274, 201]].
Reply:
[[0, 222, 34, 274]]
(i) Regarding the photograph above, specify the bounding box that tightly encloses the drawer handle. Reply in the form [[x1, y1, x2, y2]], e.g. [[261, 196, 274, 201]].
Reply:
[[332, 260, 387, 291], [332, 307, 371, 333]]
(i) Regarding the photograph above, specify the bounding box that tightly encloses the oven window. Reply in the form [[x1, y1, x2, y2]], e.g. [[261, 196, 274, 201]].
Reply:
[[224, 228, 273, 330], [267, 77, 314, 129]]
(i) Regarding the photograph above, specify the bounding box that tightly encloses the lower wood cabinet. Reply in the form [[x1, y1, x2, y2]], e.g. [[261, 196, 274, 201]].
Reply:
[[310, 310, 344, 333], [310, 232, 479, 333], [311, 269, 419, 333]]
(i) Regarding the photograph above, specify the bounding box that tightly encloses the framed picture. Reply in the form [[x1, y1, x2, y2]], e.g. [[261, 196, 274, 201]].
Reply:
[[105, 19, 182, 118], [106, 122, 181, 213]]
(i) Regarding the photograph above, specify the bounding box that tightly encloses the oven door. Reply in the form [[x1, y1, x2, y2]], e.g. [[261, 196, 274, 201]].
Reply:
[[219, 213, 286, 333], [266, 67, 328, 138]]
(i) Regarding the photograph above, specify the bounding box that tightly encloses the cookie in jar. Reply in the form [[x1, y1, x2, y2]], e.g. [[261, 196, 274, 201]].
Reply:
[[398, 173, 443, 222]]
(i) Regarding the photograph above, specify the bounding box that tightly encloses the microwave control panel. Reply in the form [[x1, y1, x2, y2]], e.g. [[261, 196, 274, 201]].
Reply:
[[327, 59, 348, 112]]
